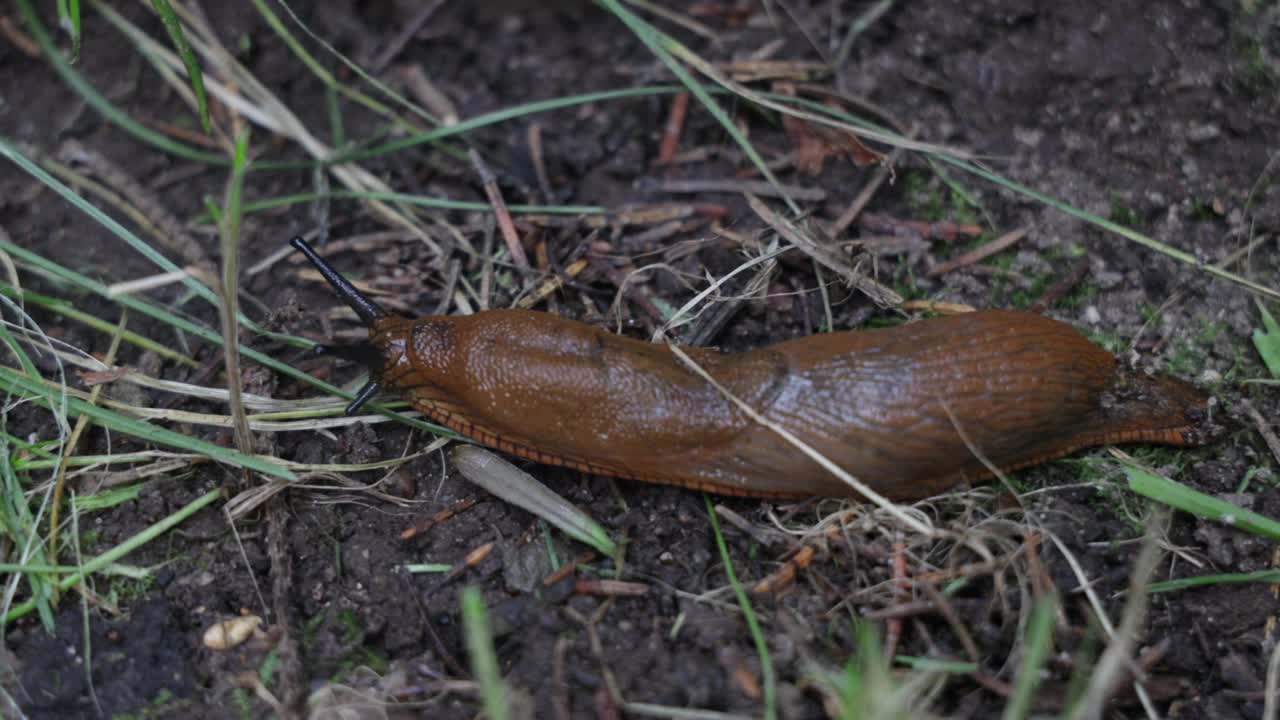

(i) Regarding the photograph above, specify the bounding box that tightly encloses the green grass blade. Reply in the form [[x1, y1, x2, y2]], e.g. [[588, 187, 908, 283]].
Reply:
[[150, 0, 210, 133], [72, 484, 143, 513], [0, 235, 449, 436], [1252, 301, 1280, 378], [16, 0, 225, 165], [461, 586, 509, 720], [704, 494, 776, 720], [230, 190, 604, 221], [1148, 569, 1280, 593], [328, 85, 679, 164], [0, 139, 266, 333], [0, 283, 197, 369], [218, 130, 253, 457], [764, 91, 1280, 302], [253, 0, 436, 128], [1125, 465, 1280, 541], [0, 424, 58, 631], [4, 488, 221, 623], [0, 366, 294, 480], [596, 0, 798, 214], [893, 656, 978, 673], [1002, 594, 1056, 720], [56, 0, 81, 63]]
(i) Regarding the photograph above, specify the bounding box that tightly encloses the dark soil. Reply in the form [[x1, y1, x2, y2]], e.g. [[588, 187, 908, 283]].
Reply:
[[2, 1, 1278, 718]]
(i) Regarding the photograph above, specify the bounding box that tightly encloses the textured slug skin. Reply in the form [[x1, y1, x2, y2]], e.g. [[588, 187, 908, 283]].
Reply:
[[368, 309, 1213, 499]]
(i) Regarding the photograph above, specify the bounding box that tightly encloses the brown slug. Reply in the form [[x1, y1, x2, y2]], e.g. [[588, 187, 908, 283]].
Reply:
[[290, 237, 1217, 500]]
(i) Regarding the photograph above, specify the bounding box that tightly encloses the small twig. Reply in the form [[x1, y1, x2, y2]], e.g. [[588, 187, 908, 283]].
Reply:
[[863, 600, 937, 620], [657, 92, 689, 165], [527, 123, 555, 202], [883, 537, 907, 661], [573, 579, 649, 597], [399, 64, 458, 125], [917, 582, 981, 664], [0, 15, 41, 57], [747, 193, 902, 307], [267, 498, 303, 717], [1030, 257, 1091, 313], [829, 142, 907, 237], [656, 178, 827, 202], [591, 257, 666, 329], [926, 226, 1030, 277], [469, 148, 530, 269], [714, 505, 790, 549], [1242, 399, 1280, 468], [399, 496, 479, 539], [858, 212, 983, 241], [516, 257, 588, 310], [542, 551, 597, 587], [552, 635, 573, 720], [751, 545, 816, 595], [50, 140, 210, 267]]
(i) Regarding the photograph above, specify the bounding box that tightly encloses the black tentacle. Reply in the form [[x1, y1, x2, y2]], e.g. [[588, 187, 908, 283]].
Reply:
[[290, 236, 386, 324]]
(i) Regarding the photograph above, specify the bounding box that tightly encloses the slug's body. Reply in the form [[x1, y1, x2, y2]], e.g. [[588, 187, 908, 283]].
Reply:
[[292, 239, 1214, 500]]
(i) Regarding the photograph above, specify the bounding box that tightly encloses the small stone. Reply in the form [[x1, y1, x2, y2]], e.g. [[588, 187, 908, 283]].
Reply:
[[1186, 124, 1220, 143]]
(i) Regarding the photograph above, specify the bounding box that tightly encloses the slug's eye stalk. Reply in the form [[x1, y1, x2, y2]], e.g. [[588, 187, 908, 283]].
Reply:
[[290, 236, 388, 416], [289, 236, 387, 324]]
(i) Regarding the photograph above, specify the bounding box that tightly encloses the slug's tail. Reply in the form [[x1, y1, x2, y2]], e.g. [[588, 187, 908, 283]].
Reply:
[[291, 236, 389, 415], [1093, 367, 1227, 447]]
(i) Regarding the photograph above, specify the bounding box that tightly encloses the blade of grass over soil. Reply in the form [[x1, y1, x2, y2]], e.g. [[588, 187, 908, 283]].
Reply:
[[1253, 300, 1280, 377], [1148, 569, 1280, 593], [150, 0, 210, 133], [597, 0, 800, 215], [1125, 464, 1280, 541], [0, 365, 293, 480], [217, 129, 254, 459], [461, 586, 510, 720], [767, 92, 1280, 302], [450, 447, 618, 558], [0, 234, 447, 436], [4, 488, 222, 623], [0, 140, 264, 333], [704, 494, 776, 720], [1002, 594, 1056, 720], [230, 190, 604, 221], [56, 0, 82, 62], [325, 86, 682, 164], [254, 0, 438, 127], [16, 0, 225, 164], [0, 283, 197, 368]]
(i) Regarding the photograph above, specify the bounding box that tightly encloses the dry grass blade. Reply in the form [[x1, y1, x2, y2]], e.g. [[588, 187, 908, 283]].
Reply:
[[656, 30, 965, 158], [1069, 508, 1168, 720], [746, 193, 902, 308], [926, 226, 1030, 277], [95, 1, 437, 251]]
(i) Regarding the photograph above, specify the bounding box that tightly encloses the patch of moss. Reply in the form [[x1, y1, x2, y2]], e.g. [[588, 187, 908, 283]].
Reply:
[[105, 575, 155, 606], [1108, 194, 1140, 229], [302, 608, 391, 684], [1082, 327, 1127, 354], [1240, 37, 1278, 90], [902, 170, 978, 224], [109, 689, 189, 720]]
